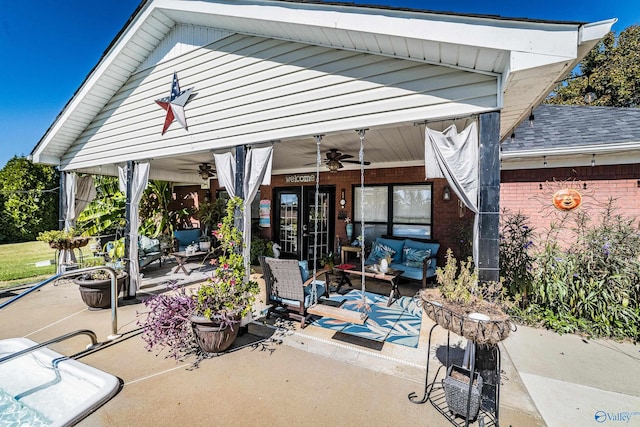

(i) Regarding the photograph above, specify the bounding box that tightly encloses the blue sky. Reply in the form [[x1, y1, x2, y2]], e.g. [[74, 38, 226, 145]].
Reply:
[[0, 1, 638, 169]]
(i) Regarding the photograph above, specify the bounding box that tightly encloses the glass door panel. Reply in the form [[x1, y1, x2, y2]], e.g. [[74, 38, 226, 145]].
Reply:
[[274, 189, 300, 258], [303, 186, 335, 267]]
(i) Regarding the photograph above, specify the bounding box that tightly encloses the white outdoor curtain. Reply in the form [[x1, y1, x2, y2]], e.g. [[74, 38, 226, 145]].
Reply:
[[213, 146, 273, 274], [118, 162, 150, 295], [60, 173, 96, 272], [425, 122, 480, 264], [75, 175, 96, 219], [213, 152, 236, 197], [63, 172, 76, 231], [242, 145, 273, 271]]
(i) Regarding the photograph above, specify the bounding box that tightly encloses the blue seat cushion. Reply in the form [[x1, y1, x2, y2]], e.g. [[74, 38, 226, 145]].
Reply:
[[404, 239, 440, 257], [366, 241, 398, 264], [375, 237, 405, 263], [402, 247, 432, 268], [272, 280, 326, 308], [298, 260, 310, 282], [390, 262, 436, 280], [173, 228, 202, 251], [139, 235, 160, 255]]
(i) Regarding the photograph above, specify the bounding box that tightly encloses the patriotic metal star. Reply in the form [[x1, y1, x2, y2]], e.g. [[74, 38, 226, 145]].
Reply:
[[155, 72, 193, 135]]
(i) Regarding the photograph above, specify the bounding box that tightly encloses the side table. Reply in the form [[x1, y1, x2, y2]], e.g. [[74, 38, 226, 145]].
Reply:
[[340, 245, 362, 264], [172, 251, 207, 275]]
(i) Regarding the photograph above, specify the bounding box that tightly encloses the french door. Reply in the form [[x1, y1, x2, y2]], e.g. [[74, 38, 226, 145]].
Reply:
[[273, 186, 335, 263]]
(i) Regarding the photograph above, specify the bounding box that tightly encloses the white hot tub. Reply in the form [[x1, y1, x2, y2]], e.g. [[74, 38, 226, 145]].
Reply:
[[0, 337, 120, 426]]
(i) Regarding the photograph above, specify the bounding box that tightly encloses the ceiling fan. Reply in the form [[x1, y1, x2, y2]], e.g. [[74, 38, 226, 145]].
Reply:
[[319, 149, 371, 173], [198, 163, 216, 180]]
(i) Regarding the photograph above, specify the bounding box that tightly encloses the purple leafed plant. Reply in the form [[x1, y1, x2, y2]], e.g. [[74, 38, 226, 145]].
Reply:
[[138, 282, 197, 360]]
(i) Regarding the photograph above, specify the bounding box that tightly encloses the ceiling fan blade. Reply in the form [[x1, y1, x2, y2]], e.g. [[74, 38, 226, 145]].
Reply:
[[336, 154, 354, 160], [341, 160, 371, 165]]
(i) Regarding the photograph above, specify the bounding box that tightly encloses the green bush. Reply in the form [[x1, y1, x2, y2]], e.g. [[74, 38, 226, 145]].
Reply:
[[500, 211, 535, 306], [501, 200, 640, 341]]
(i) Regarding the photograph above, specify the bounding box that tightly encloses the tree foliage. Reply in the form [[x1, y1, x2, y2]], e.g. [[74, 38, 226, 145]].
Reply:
[[76, 175, 126, 237], [77, 177, 194, 239], [546, 25, 640, 107], [0, 157, 59, 243]]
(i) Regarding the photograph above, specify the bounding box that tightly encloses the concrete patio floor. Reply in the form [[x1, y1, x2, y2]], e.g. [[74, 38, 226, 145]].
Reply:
[[2, 258, 638, 426]]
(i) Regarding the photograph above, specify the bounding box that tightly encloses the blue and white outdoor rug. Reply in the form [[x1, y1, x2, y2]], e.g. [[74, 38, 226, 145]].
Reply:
[[311, 290, 422, 348]]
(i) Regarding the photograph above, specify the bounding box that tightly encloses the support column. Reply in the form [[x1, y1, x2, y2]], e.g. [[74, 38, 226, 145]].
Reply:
[[123, 161, 134, 298], [477, 112, 500, 283], [58, 171, 67, 231], [234, 145, 246, 232]]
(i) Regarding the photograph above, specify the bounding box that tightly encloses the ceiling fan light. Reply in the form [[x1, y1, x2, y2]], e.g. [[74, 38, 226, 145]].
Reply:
[[327, 159, 340, 173]]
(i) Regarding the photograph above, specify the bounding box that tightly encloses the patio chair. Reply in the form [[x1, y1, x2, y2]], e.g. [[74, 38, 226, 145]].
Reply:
[[259, 256, 330, 327]]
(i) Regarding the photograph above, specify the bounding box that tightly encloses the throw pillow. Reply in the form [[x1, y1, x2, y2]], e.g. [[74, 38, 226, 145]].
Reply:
[[403, 247, 431, 268], [366, 242, 397, 264], [298, 260, 310, 282]]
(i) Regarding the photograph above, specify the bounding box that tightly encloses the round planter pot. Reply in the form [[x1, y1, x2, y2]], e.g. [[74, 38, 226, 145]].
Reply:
[[190, 314, 240, 353], [199, 241, 211, 252], [73, 273, 127, 310]]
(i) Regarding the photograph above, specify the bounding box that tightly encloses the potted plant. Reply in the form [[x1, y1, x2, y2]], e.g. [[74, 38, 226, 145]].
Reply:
[[36, 228, 90, 250], [319, 252, 335, 270], [418, 249, 512, 345], [190, 196, 259, 352], [158, 234, 173, 254], [138, 196, 259, 357], [197, 199, 225, 241], [72, 258, 128, 310], [198, 235, 212, 252]]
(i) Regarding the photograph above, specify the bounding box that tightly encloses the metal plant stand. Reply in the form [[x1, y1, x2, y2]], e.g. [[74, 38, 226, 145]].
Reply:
[[408, 324, 501, 427]]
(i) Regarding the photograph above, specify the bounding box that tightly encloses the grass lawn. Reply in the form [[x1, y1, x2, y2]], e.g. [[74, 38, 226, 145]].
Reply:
[[0, 241, 57, 289]]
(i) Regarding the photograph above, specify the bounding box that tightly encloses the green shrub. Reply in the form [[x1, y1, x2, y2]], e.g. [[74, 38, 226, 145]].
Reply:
[[499, 211, 535, 306], [502, 200, 640, 341]]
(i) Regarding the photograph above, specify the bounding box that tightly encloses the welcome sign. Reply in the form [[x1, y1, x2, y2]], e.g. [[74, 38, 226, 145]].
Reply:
[[285, 174, 316, 183]]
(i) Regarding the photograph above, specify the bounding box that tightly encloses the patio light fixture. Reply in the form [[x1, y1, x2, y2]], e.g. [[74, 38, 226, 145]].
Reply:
[[591, 154, 596, 167], [327, 159, 340, 173], [584, 75, 597, 104], [528, 108, 535, 127], [442, 185, 451, 201]]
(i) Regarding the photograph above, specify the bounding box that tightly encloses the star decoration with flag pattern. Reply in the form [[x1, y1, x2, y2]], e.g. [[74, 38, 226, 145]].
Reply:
[[155, 72, 193, 135]]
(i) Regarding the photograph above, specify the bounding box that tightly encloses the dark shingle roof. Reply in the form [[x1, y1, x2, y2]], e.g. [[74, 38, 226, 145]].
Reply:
[[503, 105, 640, 153]]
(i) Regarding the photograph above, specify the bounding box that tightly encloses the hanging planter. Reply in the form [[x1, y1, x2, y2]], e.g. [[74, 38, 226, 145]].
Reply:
[[37, 230, 90, 250], [418, 249, 514, 345], [419, 290, 513, 345], [48, 238, 90, 250]]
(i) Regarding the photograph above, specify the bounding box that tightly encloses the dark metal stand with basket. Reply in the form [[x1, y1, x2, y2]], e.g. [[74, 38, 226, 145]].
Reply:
[[408, 323, 502, 427]]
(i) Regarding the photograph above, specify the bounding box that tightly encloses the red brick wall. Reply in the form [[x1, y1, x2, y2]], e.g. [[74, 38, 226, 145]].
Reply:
[[202, 166, 470, 264], [501, 164, 640, 235]]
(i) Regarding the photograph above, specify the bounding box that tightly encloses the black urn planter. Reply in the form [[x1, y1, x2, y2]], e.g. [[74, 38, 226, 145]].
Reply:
[[73, 273, 127, 310], [443, 365, 483, 420], [190, 314, 241, 353]]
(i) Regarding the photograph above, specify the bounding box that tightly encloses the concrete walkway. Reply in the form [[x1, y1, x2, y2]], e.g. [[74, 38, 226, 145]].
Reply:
[[502, 325, 640, 427], [1, 259, 639, 426]]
